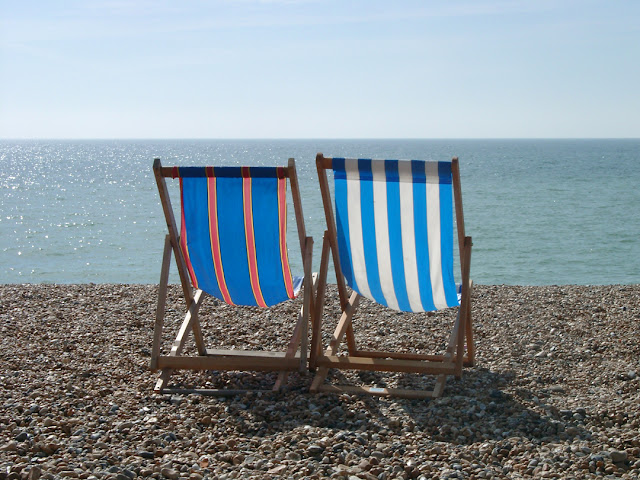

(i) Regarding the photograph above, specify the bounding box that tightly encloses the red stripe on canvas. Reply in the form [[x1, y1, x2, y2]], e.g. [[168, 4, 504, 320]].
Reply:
[[277, 169, 295, 298], [242, 168, 267, 307]]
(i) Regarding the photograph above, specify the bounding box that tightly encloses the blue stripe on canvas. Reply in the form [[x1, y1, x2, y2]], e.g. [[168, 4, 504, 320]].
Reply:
[[358, 159, 386, 307], [333, 158, 358, 294], [251, 176, 290, 306], [411, 161, 436, 311], [215, 176, 256, 306], [437, 162, 453, 184], [181, 177, 224, 301], [384, 160, 411, 311], [438, 161, 459, 307]]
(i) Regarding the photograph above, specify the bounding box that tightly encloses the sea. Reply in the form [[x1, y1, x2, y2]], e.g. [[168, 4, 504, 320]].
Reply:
[[1, 139, 638, 286]]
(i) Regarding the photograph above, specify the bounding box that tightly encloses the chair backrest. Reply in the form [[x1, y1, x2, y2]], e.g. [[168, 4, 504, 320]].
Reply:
[[330, 158, 459, 312], [176, 166, 302, 307]]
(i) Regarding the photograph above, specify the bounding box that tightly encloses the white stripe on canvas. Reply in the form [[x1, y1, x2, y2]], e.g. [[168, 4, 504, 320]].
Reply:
[[345, 159, 373, 300], [397, 161, 423, 312], [372, 161, 399, 310], [425, 162, 447, 309]]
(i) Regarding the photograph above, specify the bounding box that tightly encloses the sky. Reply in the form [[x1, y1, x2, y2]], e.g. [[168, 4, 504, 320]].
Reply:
[[1, 0, 639, 139]]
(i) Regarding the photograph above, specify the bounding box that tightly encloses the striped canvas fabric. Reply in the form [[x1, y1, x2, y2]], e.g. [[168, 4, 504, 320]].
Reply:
[[177, 166, 303, 307], [333, 158, 459, 312]]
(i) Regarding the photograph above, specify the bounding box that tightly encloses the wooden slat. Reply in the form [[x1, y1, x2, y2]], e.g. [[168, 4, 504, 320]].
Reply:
[[316, 355, 457, 375], [451, 156, 466, 271], [190, 302, 207, 356], [449, 313, 463, 377], [312, 288, 359, 392], [316, 153, 348, 309], [169, 289, 205, 356], [151, 235, 172, 371], [299, 236, 313, 371], [443, 310, 461, 368], [288, 159, 314, 374], [329, 291, 359, 354], [465, 278, 475, 367], [154, 158, 207, 356], [310, 368, 328, 392], [154, 368, 174, 393], [355, 350, 474, 366], [287, 158, 307, 255], [318, 156, 333, 169], [274, 269, 318, 390], [205, 349, 301, 359], [456, 237, 473, 375], [318, 384, 436, 400], [154, 286, 205, 393], [310, 233, 331, 369], [432, 375, 447, 398], [153, 159, 195, 308], [310, 286, 356, 391], [157, 355, 301, 372], [353, 350, 449, 362]]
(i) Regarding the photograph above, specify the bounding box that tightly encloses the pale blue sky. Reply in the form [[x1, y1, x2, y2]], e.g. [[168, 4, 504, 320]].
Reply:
[[1, 1, 638, 139]]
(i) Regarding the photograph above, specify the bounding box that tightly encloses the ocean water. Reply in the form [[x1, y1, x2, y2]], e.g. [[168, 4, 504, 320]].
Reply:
[[1, 139, 638, 286]]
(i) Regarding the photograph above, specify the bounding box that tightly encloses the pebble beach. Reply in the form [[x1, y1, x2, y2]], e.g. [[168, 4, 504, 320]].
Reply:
[[1, 283, 639, 480]]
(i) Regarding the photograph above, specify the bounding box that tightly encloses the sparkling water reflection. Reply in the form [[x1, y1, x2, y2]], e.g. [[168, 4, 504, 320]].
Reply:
[[1, 139, 638, 285]]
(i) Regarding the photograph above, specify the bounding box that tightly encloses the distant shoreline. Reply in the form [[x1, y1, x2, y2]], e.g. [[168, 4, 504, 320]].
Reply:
[[2, 137, 640, 141]]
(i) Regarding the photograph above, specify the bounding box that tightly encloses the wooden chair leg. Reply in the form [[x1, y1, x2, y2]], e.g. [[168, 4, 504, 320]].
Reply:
[[273, 307, 304, 391], [299, 237, 313, 371], [274, 237, 315, 390], [153, 290, 205, 393], [154, 369, 173, 393], [464, 280, 475, 367], [310, 233, 331, 370], [448, 309, 463, 379], [151, 235, 172, 372], [433, 375, 447, 397], [310, 291, 359, 392]]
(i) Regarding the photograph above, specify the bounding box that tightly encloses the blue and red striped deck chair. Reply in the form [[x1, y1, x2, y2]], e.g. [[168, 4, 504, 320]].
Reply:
[[310, 153, 473, 398], [151, 158, 313, 395]]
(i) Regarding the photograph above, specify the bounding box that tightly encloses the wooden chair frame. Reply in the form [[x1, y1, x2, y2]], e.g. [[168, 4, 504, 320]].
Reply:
[[309, 153, 474, 399], [151, 157, 314, 395]]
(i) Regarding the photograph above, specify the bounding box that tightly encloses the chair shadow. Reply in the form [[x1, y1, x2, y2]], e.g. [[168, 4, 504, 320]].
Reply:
[[166, 365, 590, 447], [305, 367, 590, 445]]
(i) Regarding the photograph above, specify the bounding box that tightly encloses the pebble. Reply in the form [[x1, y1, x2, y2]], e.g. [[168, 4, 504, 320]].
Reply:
[[308, 444, 324, 455], [0, 283, 638, 479], [28, 467, 42, 480], [160, 468, 179, 480], [610, 450, 628, 463]]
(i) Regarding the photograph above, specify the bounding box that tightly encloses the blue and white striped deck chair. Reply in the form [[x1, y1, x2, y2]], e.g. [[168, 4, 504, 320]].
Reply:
[[310, 153, 473, 398], [151, 158, 314, 395]]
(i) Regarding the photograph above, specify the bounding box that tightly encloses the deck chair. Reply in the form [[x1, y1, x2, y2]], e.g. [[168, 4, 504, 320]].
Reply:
[[310, 153, 473, 399], [151, 158, 313, 395]]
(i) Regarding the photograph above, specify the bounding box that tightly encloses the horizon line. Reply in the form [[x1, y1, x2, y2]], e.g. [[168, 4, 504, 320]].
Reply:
[[2, 137, 639, 141]]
